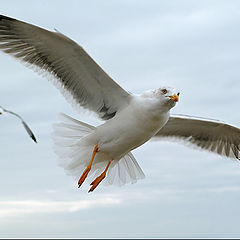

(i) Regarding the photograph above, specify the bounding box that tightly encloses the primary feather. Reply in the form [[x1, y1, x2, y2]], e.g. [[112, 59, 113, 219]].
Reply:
[[154, 115, 240, 159], [0, 105, 37, 143], [0, 15, 130, 120]]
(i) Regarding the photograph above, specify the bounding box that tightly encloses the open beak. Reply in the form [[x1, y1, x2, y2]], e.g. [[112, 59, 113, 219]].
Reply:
[[169, 93, 179, 102]]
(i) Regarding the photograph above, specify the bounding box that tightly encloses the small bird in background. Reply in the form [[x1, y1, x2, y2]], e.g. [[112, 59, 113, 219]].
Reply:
[[0, 105, 37, 143]]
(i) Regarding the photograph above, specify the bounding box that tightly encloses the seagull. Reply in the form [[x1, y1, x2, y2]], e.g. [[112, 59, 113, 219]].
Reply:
[[0, 105, 37, 143], [0, 15, 240, 192]]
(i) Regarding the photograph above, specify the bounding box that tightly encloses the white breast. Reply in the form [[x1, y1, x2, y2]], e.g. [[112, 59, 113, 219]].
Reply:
[[93, 96, 170, 159]]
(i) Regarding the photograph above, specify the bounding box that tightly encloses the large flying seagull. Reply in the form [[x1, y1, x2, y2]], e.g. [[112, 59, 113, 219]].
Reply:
[[0, 15, 239, 192]]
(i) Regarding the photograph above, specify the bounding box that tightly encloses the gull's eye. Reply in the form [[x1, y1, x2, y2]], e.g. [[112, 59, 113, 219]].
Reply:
[[161, 89, 167, 94]]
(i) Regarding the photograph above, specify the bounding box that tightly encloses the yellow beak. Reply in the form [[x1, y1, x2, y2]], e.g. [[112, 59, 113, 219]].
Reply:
[[169, 93, 179, 102]]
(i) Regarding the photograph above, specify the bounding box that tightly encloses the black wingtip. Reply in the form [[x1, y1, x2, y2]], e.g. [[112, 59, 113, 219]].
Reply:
[[31, 134, 38, 143], [0, 15, 16, 22]]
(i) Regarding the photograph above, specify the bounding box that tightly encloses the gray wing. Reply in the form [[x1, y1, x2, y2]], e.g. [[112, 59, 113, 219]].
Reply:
[[0, 105, 37, 143], [154, 114, 240, 159], [0, 15, 130, 120]]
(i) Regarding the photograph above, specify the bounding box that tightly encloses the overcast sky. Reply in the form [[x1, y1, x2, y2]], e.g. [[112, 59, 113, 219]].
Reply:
[[1, 0, 240, 238]]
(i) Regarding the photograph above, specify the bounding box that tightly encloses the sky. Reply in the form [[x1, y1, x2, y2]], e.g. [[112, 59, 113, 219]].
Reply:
[[1, 0, 240, 238]]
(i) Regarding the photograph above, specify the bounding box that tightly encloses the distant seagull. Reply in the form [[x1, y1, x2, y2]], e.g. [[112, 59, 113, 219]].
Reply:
[[0, 105, 37, 143], [0, 15, 240, 192]]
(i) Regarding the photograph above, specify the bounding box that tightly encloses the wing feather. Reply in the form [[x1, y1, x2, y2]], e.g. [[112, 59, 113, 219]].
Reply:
[[0, 15, 130, 120], [154, 115, 240, 160], [0, 105, 37, 143]]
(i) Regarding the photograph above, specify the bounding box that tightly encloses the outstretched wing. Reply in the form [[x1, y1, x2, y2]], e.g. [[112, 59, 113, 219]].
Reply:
[[0, 105, 37, 143], [154, 114, 240, 159], [0, 15, 130, 120]]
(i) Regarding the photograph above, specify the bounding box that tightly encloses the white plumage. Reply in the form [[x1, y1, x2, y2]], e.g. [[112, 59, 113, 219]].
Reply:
[[52, 113, 145, 186], [0, 15, 240, 192]]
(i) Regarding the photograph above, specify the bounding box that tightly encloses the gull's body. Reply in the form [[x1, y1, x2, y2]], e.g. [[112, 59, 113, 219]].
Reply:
[[53, 90, 177, 186], [0, 15, 240, 191], [92, 94, 170, 159]]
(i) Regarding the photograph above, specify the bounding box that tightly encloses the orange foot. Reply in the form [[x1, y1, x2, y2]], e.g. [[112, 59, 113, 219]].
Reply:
[[88, 161, 111, 193], [88, 172, 106, 192], [77, 145, 98, 188], [78, 166, 91, 188]]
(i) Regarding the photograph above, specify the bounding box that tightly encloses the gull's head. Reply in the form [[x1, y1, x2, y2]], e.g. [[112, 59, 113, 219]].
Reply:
[[152, 86, 180, 109], [139, 86, 180, 112]]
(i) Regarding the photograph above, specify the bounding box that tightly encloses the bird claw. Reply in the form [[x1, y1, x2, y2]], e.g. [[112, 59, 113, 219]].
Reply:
[[88, 173, 106, 193]]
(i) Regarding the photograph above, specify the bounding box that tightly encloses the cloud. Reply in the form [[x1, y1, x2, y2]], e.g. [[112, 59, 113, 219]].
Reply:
[[0, 197, 121, 218], [2, 183, 239, 218]]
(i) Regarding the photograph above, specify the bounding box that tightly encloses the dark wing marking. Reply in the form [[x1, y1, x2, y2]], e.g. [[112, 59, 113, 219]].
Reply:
[[154, 115, 240, 159], [0, 15, 131, 120]]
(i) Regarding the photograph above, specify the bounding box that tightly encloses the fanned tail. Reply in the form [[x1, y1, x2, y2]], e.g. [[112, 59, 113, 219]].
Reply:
[[52, 113, 145, 187]]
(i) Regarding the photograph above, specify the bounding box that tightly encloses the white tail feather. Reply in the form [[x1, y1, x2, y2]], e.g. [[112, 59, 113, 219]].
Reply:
[[52, 113, 145, 187]]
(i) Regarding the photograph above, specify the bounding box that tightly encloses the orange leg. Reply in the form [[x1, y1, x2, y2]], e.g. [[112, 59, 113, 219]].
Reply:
[[88, 161, 111, 193], [78, 145, 98, 188]]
